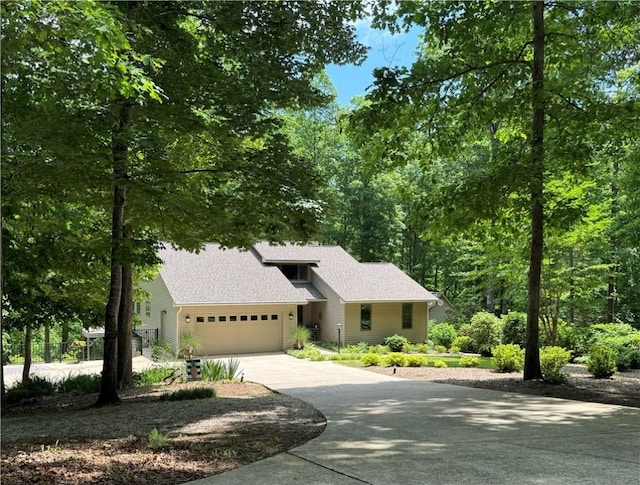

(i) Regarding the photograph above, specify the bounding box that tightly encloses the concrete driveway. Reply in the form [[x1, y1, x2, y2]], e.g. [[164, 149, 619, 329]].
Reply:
[[192, 353, 640, 485]]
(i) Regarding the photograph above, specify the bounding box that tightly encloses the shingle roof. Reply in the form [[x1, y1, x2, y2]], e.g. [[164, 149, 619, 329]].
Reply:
[[158, 244, 307, 305], [158, 242, 437, 305], [253, 242, 438, 303]]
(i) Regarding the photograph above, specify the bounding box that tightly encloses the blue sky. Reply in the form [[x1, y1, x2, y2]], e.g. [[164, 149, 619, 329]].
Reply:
[[326, 18, 422, 106]]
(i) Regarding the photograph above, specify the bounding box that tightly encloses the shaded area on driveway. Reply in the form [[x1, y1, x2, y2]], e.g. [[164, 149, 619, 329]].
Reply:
[[192, 354, 640, 485]]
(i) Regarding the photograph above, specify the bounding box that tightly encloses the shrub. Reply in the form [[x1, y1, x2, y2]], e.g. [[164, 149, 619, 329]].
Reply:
[[201, 360, 226, 381], [574, 355, 589, 365], [151, 338, 174, 362], [449, 345, 460, 354], [434, 359, 447, 368], [361, 353, 382, 367], [370, 344, 388, 355], [383, 352, 407, 367], [435, 345, 447, 354], [344, 342, 370, 354], [587, 344, 617, 379], [6, 376, 56, 403], [58, 373, 102, 394], [287, 347, 325, 361], [491, 344, 524, 373], [414, 343, 430, 354], [328, 352, 362, 361], [159, 387, 216, 401], [134, 365, 185, 386], [177, 333, 201, 359], [384, 334, 410, 352], [406, 355, 428, 367], [452, 335, 475, 353], [464, 312, 503, 355], [459, 356, 480, 368], [501, 312, 527, 346], [429, 323, 458, 349], [540, 346, 572, 374], [540, 346, 571, 384], [290, 326, 312, 350]]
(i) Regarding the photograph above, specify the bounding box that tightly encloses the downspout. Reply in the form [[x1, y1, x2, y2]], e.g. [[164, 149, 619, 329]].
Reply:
[[426, 301, 438, 342], [176, 306, 183, 354]]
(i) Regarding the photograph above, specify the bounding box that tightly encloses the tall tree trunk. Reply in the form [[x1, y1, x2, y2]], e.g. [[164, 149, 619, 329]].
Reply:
[[607, 160, 619, 322], [568, 249, 575, 324], [96, 100, 130, 406], [117, 234, 134, 390], [62, 319, 70, 356], [524, 1, 545, 381], [486, 260, 495, 314], [22, 321, 32, 383]]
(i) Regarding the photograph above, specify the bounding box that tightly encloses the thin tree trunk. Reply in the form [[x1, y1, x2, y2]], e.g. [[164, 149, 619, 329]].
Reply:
[[524, 1, 545, 381], [96, 100, 131, 406], [22, 321, 32, 383], [607, 159, 619, 322], [117, 240, 134, 390], [44, 320, 51, 363]]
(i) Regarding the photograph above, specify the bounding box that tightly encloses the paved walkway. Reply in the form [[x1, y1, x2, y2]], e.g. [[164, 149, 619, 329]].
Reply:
[[192, 354, 640, 485]]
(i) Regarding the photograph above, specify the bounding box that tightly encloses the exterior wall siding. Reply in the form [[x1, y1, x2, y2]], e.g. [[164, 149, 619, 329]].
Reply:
[[310, 273, 345, 344], [137, 277, 178, 351], [344, 302, 429, 345], [177, 304, 298, 356]]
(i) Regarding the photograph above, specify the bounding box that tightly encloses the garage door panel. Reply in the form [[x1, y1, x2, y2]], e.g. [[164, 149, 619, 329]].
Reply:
[[195, 320, 282, 355]]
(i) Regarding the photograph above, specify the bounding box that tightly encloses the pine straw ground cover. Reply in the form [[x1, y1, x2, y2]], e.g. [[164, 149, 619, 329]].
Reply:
[[1, 381, 325, 484]]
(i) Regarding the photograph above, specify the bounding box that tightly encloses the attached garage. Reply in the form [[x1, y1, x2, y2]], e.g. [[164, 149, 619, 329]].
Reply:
[[187, 308, 286, 355]]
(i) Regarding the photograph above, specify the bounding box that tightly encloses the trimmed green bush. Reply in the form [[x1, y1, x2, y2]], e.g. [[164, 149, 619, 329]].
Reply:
[[452, 335, 475, 353], [159, 387, 216, 401], [429, 323, 458, 349], [406, 355, 428, 367], [287, 347, 325, 360], [361, 353, 382, 367], [501, 312, 527, 346], [587, 344, 617, 379], [449, 345, 460, 354], [463, 312, 503, 356], [459, 356, 480, 368], [435, 345, 447, 354], [384, 334, 410, 352], [371, 344, 388, 355], [383, 352, 407, 367], [491, 344, 524, 373], [414, 343, 431, 354], [540, 346, 571, 384], [434, 359, 447, 368]]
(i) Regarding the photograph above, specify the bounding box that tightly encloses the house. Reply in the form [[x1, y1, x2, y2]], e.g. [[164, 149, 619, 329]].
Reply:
[[136, 242, 440, 356], [428, 292, 454, 323]]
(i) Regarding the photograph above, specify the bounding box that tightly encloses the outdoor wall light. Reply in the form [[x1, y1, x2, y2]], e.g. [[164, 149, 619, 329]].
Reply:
[[288, 311, 294, 320], [185, 314, 191, 323]]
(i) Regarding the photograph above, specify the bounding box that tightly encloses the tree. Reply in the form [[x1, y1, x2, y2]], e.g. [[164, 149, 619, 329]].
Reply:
[[3, 1, 367, 404], [351, 1, 639, 379]]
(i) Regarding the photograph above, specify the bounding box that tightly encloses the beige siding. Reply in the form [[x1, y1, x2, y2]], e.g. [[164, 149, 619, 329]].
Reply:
[[344, 302, 429, 345], [137, 277, 178, 351], [311, 274, 345, 343], [178, 304, 298, 356]]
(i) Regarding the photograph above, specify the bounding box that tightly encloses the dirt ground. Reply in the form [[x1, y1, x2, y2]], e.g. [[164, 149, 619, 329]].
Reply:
[[2, 364, 638, 484]]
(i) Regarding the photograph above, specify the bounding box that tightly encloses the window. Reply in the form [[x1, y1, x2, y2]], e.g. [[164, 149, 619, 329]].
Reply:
[[250, 315, 258, 321], [229, 315, 237, 322], [271, 314, 278, 320], [208, 316, 215, 323], [360, 304, 372, 331], [136, 302, 141, 315], [196, 316, 205, 323], [261, 314, 268, 321], [219, 316, 227, 322], [240, 315, 248, 322], [402, 303, 413, 329], [145, 301, 151, 316], [277, 264, 308, 281]]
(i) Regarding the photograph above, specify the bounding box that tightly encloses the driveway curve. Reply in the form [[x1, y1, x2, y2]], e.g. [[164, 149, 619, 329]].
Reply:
[[191, 353, 640, 485]]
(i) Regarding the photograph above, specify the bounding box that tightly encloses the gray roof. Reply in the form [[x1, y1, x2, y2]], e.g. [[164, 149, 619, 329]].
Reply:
[[254, 243, 438, 303], [158, 244, 307, 305], [158, 242, 437, 305]]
